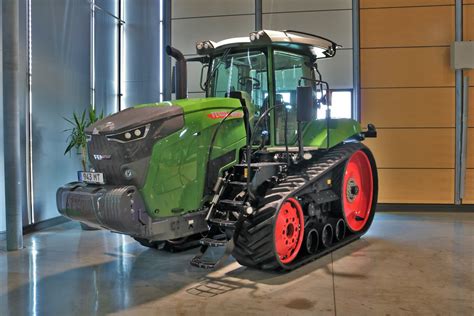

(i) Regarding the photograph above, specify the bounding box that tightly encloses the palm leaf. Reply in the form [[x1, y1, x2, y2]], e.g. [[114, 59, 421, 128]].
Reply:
[[63, 106, 106, 170]]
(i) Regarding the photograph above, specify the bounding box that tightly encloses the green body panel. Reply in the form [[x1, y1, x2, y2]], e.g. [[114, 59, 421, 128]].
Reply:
[[138, 98, 249, 218], [135, 98, 360, 219], [302, 119, 362, 148]]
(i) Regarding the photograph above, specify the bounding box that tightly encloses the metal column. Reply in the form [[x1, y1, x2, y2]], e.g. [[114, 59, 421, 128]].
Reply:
[[455, 0, 463, 204], [3, 0, 25, 250], [162, 0, 172, 101], [352, 0, 360, 121], [118, 0, 123, 110], [255, 0, 262, 31]]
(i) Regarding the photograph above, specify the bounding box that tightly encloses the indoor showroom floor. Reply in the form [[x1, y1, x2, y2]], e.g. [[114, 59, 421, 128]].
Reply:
[[0, 212, 473, 316]]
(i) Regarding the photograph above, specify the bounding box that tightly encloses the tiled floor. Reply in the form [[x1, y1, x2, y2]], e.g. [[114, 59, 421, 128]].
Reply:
[[0, 212, 473, 315]]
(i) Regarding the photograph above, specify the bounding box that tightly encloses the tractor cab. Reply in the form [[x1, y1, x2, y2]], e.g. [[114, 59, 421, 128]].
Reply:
[[194, 30, 342, 151]]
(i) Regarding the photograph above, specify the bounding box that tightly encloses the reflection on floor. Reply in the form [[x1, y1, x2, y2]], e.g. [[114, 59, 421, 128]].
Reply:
[[0, 212, 473, 315]]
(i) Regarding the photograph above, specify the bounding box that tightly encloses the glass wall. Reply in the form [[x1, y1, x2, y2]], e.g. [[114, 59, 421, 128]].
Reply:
[[123, 0, 161, 108], [1, 0, 163, 229], [0, 0, 4, 232], [30, 0, 91, 222], [94, 0, 120, 115]]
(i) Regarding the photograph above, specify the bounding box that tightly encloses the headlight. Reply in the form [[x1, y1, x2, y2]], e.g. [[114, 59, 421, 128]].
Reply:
[[106, 124, 150, 143], [196, 40, 215, 55]]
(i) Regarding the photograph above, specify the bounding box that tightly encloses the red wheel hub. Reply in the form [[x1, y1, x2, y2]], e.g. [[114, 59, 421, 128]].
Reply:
[[274, 198, 304, 264], [342, 150, 374, 232]]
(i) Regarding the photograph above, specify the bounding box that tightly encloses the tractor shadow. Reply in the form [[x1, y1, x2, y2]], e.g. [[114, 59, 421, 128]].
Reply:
[[184, 237, 372, 298]]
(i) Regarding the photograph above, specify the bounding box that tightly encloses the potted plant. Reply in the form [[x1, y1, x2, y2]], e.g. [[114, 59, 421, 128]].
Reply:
[[63, 106, 103, 171], [63, 106, 104, 230]]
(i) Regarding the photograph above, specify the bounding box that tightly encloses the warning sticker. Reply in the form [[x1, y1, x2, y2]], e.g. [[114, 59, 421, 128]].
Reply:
[[207, 111, 244, 119]]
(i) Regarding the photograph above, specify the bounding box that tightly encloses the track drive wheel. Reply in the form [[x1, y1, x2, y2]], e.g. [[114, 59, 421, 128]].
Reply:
[[341, 150, 375, 232], [274, 198, 305, 264], [232, 192, 305, 270]]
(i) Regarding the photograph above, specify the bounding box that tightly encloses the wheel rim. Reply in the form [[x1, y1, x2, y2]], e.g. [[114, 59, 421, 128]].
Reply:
[[274, 198, 305, 264], [342, 150, 374, 232]]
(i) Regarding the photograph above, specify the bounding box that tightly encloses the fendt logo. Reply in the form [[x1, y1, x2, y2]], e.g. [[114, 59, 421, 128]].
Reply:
[[93, 154, 112, 161]]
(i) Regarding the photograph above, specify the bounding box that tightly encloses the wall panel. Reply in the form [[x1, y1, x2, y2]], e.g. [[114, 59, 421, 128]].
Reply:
[[262, 2, 353, 93], [361, 88, 455, 128], [467, 71, 474, 87], [123, 0, 161, 108], [172, 0, 254, 19], [361, 6, 454, 48], [364, 129, 454, 169], [317, 50, 353, 89], [361, 0, 454, 9], [377, 169, 454, 204], [187, 61, 205, 93], [172, 15, 254, 56], [172, 1, 353, 98], [468, 87, 474, 127], [361, 47, 454, 88], [171, 2, 255, 99], [464, 4, 474, 41], [461, 169, 474, 204], [465, 5, 474, 88], [262, 0, 352, 13], [31, 0, 91, 222], [361, 3, 456, 205], [463, 3, 474, 204], [263, 0, 352, 12], [263, 10, 353, 48], [188, 92, 206, 99], [465, 128, 474, 168], [94, 4, 119, 115]]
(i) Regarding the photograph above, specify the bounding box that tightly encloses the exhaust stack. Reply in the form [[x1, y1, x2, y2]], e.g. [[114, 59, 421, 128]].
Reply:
[[166, 45, 187, 100]]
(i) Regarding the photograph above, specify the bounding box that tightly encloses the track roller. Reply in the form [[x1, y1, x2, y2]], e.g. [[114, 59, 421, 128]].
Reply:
[[331, 218, 346, 241], [304, 227, 319, 254], [320, 223, 333, 248]]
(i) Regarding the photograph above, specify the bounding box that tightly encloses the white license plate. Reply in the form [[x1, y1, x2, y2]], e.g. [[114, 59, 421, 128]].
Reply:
[[78, 171, 105, 184]]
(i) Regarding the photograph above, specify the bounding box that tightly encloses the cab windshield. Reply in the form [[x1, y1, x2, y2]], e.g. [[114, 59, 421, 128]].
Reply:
[[207, 50, 268, 113]]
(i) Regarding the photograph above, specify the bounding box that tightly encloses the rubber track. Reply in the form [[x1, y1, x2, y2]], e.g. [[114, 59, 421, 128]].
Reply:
[[232, 142, 375, 270]]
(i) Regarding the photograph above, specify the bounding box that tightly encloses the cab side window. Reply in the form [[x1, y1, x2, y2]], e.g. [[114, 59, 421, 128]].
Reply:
[[273, 51, 313, 145]]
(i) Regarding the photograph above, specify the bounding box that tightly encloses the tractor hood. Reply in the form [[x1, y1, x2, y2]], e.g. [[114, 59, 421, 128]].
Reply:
[[85, 106, 185, 188], [86, 105, 184, 135], [137, 97, 244, 114]]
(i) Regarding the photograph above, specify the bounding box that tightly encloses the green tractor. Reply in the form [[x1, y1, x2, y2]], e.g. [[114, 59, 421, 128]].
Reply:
[[57, 30, 378, 270]]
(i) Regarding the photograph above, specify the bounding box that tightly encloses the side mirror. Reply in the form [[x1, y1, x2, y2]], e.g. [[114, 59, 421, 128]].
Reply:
[[297, 86, 314, 122], [171, 65, 176, 94], [200, 64, 209, 91]]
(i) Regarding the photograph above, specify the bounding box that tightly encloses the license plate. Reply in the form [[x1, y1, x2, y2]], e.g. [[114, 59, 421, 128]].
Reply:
[[78, 171, 105, 184]]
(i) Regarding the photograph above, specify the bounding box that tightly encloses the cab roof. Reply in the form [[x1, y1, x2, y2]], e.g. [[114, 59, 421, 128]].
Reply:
[[196, 30, 340, 59]]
